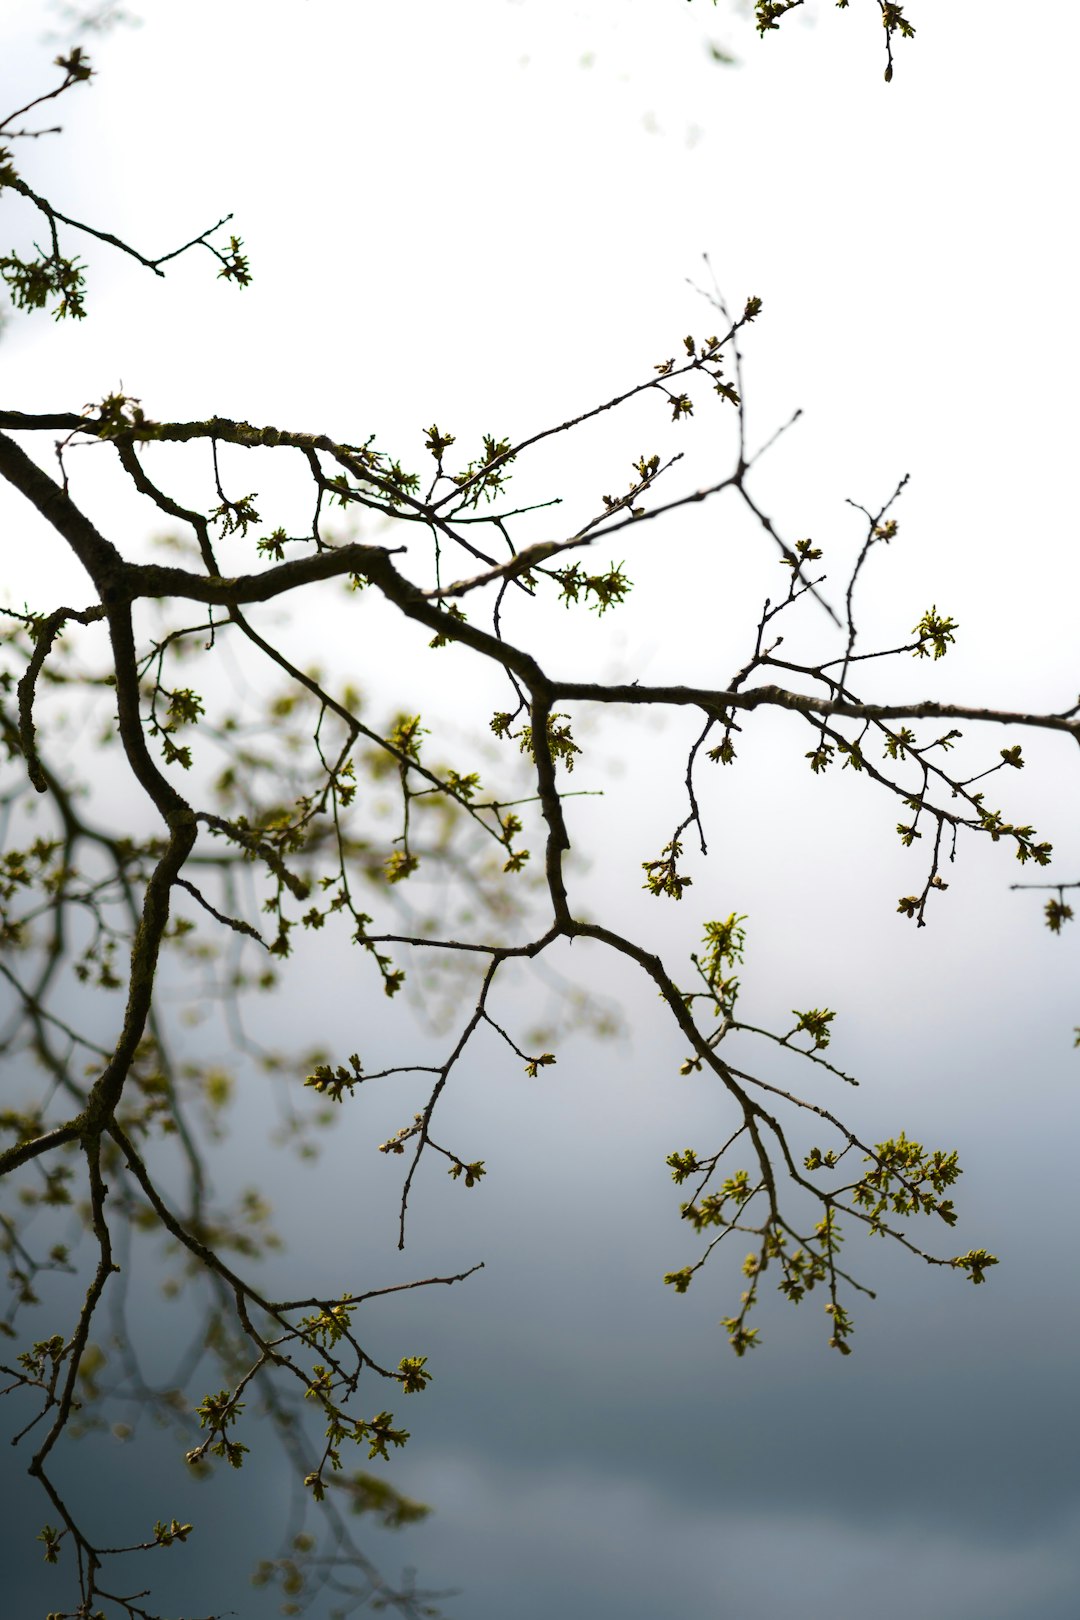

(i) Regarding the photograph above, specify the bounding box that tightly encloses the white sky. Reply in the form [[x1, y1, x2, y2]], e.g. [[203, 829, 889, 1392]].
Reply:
[[3, 5, 1080, 1618]]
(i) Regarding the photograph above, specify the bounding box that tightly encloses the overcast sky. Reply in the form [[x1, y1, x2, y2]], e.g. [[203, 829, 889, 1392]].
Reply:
[[2, 3, 1079, 1618]]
